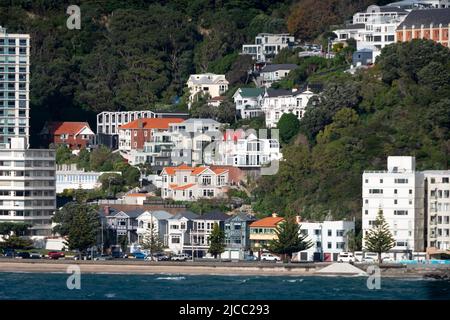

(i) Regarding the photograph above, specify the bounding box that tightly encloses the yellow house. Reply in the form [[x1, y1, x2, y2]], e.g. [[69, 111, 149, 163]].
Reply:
[[249, 214, 285, 249]]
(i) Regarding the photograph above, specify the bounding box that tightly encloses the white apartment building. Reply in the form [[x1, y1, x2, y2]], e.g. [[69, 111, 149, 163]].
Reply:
[[294, 220, 355, 262], [136, 210, 173, 245], [423, 171, 450, 251], [167, 211, 199, 254], [0, 27, 30, 148], [242, 33, 295, 63], [332, 5, 408, 59], [186, 74, 229, 109], [362, 156, 425, 253], [261, 88, 315, 128], [0, 138, 56, 238], [96, 110, 188, 136], [212, 131, 282, 168], [232, 88, 265, 119], [160, 164, 229, 201], [56, 163, 121, 193], [258, 64, 298, 88], [387, 0, 450, 9]]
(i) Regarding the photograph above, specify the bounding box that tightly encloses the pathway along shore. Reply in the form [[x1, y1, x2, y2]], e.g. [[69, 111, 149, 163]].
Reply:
[[1, 259, 449, 277]]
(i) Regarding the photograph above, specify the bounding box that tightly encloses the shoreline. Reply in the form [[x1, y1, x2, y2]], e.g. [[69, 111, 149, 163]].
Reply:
[[1, 260, 447, 277]]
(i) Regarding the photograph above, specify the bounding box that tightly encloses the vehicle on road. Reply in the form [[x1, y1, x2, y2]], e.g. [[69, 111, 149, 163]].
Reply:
[[244, 255, 257, 261], [338, 252, 356, 263], [362, 256, 376, 263], [94, 254, 113, 261], [171, 254, 190, 261], [260, 253, 281, 262], [29, 252, 42, 259], [15, 252, 31, 259], [47, 251, 65, 260], [2, 249, 15, 258], [153, 253, 170, 261], [133, 252, 147, 260]]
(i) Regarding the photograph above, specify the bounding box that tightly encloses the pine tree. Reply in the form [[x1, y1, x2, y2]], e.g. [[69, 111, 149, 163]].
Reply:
[[268, 216, 313, 262], [364, 210, 396, 264], [141, 222, 164, 259], [208, 223, 225, 259]]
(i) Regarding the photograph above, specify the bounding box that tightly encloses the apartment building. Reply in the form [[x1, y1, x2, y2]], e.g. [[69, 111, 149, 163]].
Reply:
[[387, 0, 450, 9], [362, 156, 425, 253], [423, 171, 450, 251], [242, 33, 295, 63], [232, 88, 265, 119], [186, 73, 229, 108], [396, 8, 450, 48], [160, 164, 229, 201], [118, 117, 185, 160], [0, 27, 30, 147], [261, 88, 315, 128], [0, 138, 56, 238], [39, 121, 95, 150]]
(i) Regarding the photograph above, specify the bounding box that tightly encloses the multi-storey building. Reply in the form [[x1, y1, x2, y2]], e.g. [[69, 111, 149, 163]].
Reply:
[[223, 212, 256, 260], [167, 211, 199, 254], [160, 164, 229, 201], [0, 27, 30, 148], [242, 33, 295, 63], [232, 88, 265, 119], [261, 88, 315, 128], [104, 207, 143, 244], [258, 64, 298, 88], [362, 156, 425, 254], [136, 210, 173, 245], [118, 117, 184, 160], [190, 211, 230, 257], [423, 171, 450, 251], [249, 213, 285, 250], [396, 8, 450, 48], [39, 121, 95, 150], [387, 0, 450, 9], [186, 73, 229, 109], [0, 138, 56, 238]]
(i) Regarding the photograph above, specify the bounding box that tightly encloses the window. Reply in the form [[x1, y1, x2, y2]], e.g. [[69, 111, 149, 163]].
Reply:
[[327, 230, 332, 236], [380, 179, 383, 183], [394, 189, 398, 194], [171, 237, 180, 244], [327, 242, 332, 249], [395, 178, 408, 184], [316, 241, 321, 248], [409, 189, 413, 194], [336, 230, 345, 237], [314, 229, 321, 236], [369, 189, 383, 194], [365, 210, 368, 215], [443, 177, 449, 183], [394, 210, 408, 216]]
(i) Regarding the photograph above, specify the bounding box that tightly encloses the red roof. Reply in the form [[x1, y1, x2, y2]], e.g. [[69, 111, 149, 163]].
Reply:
[[47, 122, 92, 136], [162, 164, 228, 176], [169, 183, 196, 190], [250, 217, 285, 228], [119, 118, 185, 130]]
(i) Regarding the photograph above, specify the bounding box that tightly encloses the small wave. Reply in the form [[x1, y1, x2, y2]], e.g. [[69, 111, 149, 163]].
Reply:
[[156, 276, 186, 281], [284, 279, 304, 283], [104, 293, 116, 298]]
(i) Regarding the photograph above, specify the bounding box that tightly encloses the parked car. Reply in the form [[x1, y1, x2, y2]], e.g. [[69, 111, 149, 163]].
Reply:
[[362, 256, 376, 263], [171, 254, 190, 261], [47, 251, 65, 260], [338, 252, 356, 263], [260, 253, 281, 262], [94, 254, 113, 261], [244, 255, 257, 261], [2, 249, 15, 258], [153, 253, 170, 261], [133, 252, 147, 260], [381, 256, 395, 263], [15, 252, 31, 259], [111, 251, 127, 259], [29, 252, 42, 259]]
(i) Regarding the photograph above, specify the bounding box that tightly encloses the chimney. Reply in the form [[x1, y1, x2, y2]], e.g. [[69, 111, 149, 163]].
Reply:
[[138, 118, 143, 129], [104, 206, 110, 215], [272, 213, 278, 218]]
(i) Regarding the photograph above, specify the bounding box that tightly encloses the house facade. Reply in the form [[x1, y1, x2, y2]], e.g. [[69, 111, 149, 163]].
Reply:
[[396, 8, 450, 48], [259, 64, 298, 88], [186, 73, 229, 108], [223, 212, 256, 260], [160, 164, 229, 201], [232, 88, 265, 119], [167, 211, 199, 254], [261, 88, 315, 128], [136, 210, 173, 246], [40, 121, 95, 150], [249, 214, 285, 250], [104, 208, 144, 244], [242, 33, 295, 63]]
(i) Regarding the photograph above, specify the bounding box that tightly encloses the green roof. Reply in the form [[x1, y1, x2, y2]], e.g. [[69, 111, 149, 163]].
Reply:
[[238, 88, 264, 98]]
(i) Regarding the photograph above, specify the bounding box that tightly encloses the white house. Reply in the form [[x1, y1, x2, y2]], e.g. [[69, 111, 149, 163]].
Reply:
[[212, 130, 282, 168], [362, 156, 425, 254], [190, 211, 230, 257], [261, 88, 316, 128], [294, 220, 356, 262], [232, 88, 265, 119], [160, 164, 229, 201], [242, 33, 295, 62], [136, 210, 173, 245], [167, 211, 199, 254], [186, 73, 229, 109], [259, 64, 298, 88]]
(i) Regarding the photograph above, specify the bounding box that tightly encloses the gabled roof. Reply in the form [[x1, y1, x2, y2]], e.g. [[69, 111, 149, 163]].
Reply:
[[169, 211, 199, 220], [236, 88, 265, 98], [227, 212, 257, 222], [119, 118, 185, 130], [397, 8, 450, 29], [264, 88, 294, 98], [169, 183, 196, 190], [187, 73, 229, 85], [161, 164, 229, 176], [138, 210, 173, 220], [261, 64, 298, 73], [250, 216, 285, 228], [107, 208, 146, 219], [43, 122, 94, 136], [196, 211, 230, 221]]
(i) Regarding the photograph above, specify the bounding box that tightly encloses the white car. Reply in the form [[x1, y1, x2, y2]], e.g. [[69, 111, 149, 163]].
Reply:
[[338, 252, 355, 263], [362, 256, 376, 263], [171, 254, 191, 261], [260, 253, 281, 262]]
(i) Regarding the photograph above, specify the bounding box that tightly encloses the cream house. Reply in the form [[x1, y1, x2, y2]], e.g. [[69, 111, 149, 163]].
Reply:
[[186, 73, 229, 109]]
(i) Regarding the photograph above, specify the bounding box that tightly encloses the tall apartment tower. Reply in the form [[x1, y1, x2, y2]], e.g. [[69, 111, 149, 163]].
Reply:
[[0, 26, 30, 148], [362, 156, 425, 254]]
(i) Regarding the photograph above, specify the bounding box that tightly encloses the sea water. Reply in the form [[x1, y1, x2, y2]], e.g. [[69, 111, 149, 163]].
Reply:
[[0, 272, 449, 300]]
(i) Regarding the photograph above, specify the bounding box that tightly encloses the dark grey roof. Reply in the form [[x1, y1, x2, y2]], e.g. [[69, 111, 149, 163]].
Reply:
[[378, 6, 408, 13], [398, 8, 450, 29], [261, 64, 298, 73], [105, 208, 146, 218], [226, 212, 256, 222], [265, 88, 294, 98], [170, 211, 199, 220], [196, 211, 230, 221]]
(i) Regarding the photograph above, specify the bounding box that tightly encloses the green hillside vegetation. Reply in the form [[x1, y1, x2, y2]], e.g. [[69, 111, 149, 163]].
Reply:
[[253, 40, 450, 222]]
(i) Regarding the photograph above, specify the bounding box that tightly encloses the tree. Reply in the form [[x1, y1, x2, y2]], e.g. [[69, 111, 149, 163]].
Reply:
[[277, 113, 300, 144], [268, 216, 313, 262], [52, 202, 101, 254], [99, 173, 125, 197], [208, 223, 225, 258], [141, 223, 165, 258], [346, 229, 361, 253], [364, 210, 395, 264], [55, 144, 74, 164]]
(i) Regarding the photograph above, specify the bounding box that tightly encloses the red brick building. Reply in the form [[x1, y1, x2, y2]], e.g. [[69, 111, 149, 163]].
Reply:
[[40, 121, 95, 150], [118, 117, 184, 153], [396, 8, 450, 48]]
